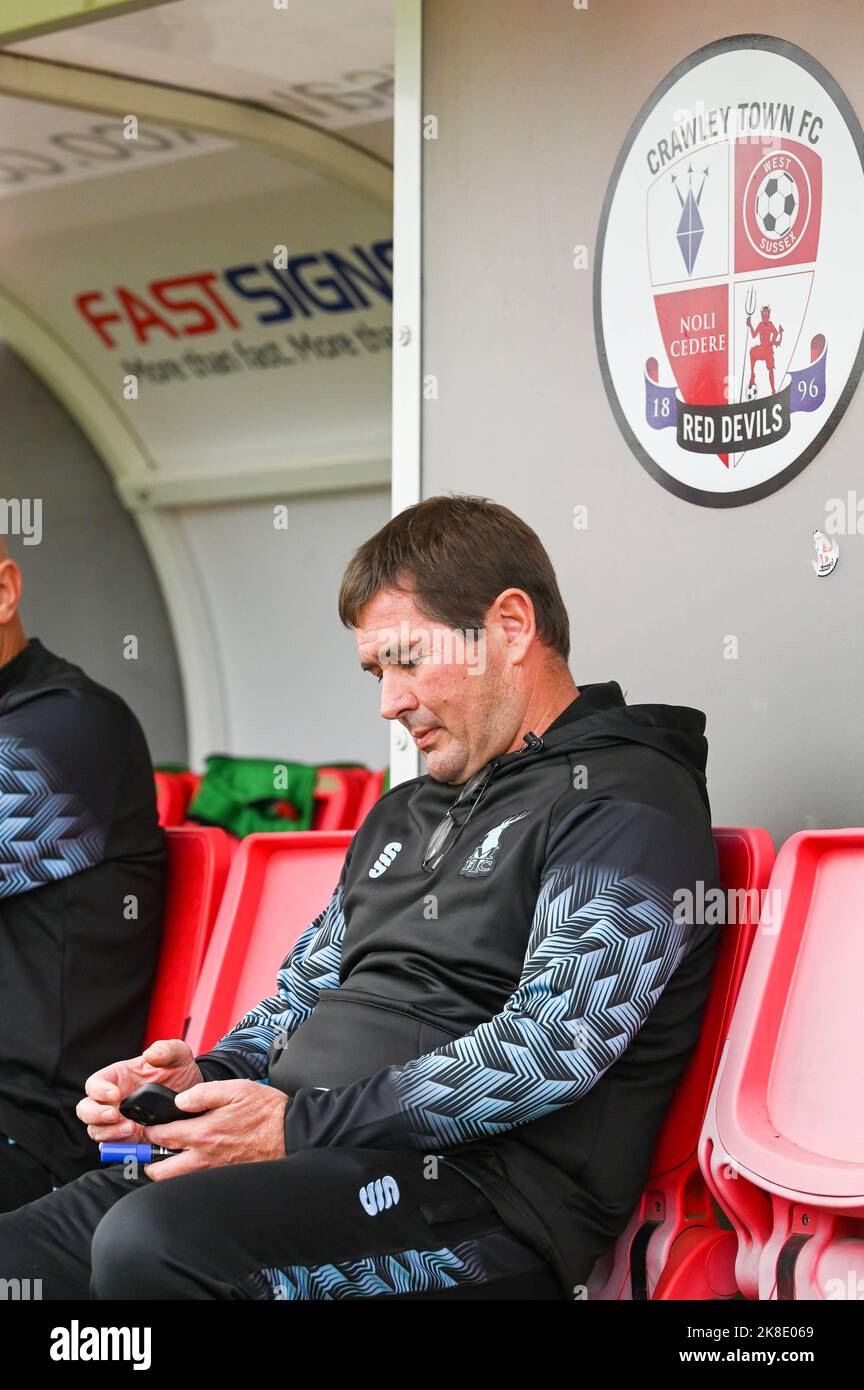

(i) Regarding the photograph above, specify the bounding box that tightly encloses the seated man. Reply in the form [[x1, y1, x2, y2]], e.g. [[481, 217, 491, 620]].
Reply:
[[0, 495, 720, 1299], [0, 540, 166, 1210]]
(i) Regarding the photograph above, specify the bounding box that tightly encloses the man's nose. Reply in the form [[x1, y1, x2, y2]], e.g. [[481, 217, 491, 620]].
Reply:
[[378, 667, 418, 721]]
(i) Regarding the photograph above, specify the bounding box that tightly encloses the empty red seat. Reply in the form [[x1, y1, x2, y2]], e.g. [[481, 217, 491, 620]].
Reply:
[[588, 826, 776, 1300], [312, 767, 370, 830], [184, 830, 353, 1055], [179, 771, 202, 814], [355, 768, 388, 825], [700, 828, 864, 1301], [154, 771, 198, 827], [145, 825, 234, 1044]]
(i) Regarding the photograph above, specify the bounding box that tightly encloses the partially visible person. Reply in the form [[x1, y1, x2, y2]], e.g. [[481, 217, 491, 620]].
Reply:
[[0, 540, 166, 1210]]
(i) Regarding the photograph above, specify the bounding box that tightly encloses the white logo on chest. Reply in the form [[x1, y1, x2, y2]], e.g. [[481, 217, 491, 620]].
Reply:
[[369, 841, 402, 877]]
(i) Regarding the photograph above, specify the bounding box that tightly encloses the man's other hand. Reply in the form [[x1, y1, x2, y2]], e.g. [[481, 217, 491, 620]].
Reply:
[[76, 1039, 204, 1145]]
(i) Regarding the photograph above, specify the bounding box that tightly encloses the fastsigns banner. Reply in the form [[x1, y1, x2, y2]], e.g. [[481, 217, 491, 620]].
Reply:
[[595, 35, 864, 506]]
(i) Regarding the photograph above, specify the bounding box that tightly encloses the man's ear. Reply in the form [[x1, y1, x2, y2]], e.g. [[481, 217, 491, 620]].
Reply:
[[0, 559, 22, 625], [490, 589, 536, 658]]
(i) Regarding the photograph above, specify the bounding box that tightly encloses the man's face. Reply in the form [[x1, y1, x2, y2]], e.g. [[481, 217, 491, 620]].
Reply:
[[355, 586, 512, 785], [761, 306, 770, 321]]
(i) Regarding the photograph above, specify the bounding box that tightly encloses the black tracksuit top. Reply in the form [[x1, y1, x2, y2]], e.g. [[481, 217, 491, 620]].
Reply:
[[0, 639, 166, 1181], [196, 682, 720, 1296]]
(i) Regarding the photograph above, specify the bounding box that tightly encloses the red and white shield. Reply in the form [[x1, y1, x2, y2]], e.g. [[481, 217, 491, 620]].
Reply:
[[650, 137, 822, 467], [596, 36, 864, 507]]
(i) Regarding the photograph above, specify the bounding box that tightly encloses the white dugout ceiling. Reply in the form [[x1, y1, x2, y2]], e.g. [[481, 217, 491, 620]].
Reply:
[[0, 0, 424, 773]]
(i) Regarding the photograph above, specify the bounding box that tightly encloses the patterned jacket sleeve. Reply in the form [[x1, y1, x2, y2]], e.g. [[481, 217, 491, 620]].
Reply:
[[194, 849, 351, 1083], [0, 693, 117, 897], [281, 796, 709, 1151]]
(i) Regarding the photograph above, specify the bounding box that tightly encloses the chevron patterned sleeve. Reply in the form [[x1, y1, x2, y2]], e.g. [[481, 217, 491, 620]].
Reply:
[[0, 733, 106, 895], [281, 801, 701, 1151], [194, 875, 350, 1083]]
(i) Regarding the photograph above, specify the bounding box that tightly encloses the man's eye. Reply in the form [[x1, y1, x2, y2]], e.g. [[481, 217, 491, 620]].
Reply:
[[374, 658, 420, 681]]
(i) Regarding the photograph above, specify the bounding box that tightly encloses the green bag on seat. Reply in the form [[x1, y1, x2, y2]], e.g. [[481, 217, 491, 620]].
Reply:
[[187, 755, 319, 838]]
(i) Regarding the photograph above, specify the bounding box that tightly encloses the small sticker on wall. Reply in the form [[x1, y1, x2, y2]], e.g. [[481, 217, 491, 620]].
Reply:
[[812, 529, 839, 575]]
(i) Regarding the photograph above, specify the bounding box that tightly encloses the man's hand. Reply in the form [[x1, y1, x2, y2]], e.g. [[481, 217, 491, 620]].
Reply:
[[76, 1039, 204, 1146], [142, 1079, 289, 1181]]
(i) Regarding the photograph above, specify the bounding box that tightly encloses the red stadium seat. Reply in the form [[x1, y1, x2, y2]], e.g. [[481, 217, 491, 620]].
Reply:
[[179, 770, 202, 813], [699, 829, 864, 1301], [184, 830, 353, 1055], [355, 768, 387, 825], [587, 826, 776, 1300], [312, 767, 370, 830], [154, 771, 192, 827], [145, 825, 234, 1045]]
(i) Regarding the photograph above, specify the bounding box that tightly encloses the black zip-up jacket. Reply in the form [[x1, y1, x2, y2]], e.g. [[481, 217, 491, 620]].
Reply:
[[0, 638, 166, 1182], [196, 682, 720, 1296]]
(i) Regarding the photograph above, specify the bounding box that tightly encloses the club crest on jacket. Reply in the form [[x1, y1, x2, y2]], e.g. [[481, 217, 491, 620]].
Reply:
[[459, 811, 530, 877]]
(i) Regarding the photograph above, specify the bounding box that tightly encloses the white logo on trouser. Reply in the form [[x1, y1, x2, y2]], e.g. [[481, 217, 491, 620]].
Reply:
[[359, 1175, 400, 1214]]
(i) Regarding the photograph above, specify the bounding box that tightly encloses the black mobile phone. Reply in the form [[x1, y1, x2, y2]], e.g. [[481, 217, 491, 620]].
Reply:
[[119, 1082, 202, 1126]]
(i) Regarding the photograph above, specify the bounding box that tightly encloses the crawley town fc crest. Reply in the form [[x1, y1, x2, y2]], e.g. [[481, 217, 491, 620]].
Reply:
[[595, 35, 864, 506]]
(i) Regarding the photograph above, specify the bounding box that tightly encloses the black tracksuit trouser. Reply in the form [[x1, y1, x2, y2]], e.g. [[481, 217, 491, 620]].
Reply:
[[0, 1145, 565, 1300], [0, 1134, 59, 1213]]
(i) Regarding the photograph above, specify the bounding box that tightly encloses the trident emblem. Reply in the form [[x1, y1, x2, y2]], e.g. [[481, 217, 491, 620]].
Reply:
[[737, 284, 758, 411]]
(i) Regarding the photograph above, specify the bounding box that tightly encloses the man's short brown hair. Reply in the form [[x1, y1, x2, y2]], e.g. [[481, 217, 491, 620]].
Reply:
[[338, 494, 571, 663]]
